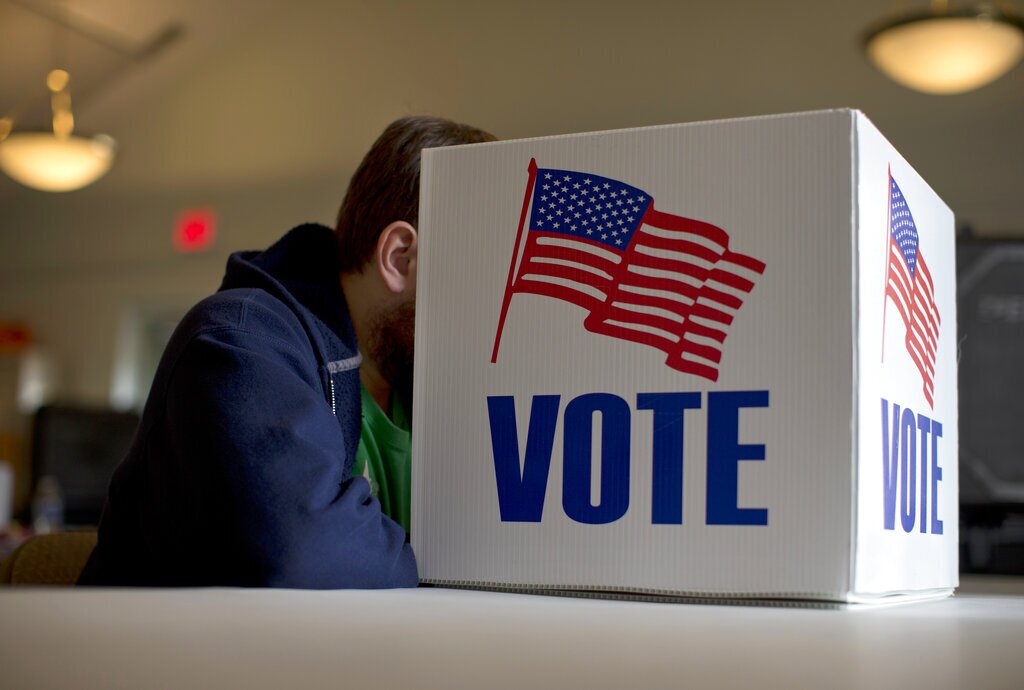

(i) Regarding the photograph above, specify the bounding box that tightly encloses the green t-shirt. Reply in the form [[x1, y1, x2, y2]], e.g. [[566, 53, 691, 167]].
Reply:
[[351, 385, 412, 534]]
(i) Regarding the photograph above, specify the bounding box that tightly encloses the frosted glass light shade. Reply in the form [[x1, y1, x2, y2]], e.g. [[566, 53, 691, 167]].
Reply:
[[866, 11, 1024, 94], [0, 131, 116, 192]]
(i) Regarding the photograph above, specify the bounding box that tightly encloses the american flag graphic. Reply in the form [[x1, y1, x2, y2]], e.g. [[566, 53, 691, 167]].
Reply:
[[883, 172, 941, 408], [491, 159, 765, 381]]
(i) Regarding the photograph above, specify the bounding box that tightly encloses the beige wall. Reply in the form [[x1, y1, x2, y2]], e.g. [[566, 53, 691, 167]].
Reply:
[[0, 174, 335, 403], [1, 0, 1021, 407]]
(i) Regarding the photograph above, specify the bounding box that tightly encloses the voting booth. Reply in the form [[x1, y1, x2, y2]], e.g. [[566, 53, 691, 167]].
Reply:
[[412, 110, 958, 604]]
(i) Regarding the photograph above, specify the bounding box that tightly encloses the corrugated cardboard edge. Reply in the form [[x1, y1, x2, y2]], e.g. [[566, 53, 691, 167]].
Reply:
[[420, 579, 953, 609], [423, 581, 843, 609], [848, 110, 862, 601], [424, 108, 862, 154]]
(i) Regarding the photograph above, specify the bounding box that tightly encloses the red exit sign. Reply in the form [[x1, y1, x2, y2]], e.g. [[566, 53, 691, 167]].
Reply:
[[174, 209, 217, 253], [0, 323, 31, 353]]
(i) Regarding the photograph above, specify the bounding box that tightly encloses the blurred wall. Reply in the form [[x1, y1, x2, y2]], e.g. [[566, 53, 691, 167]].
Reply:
[[0, 0, 1021, 406], [0, 177, 335, 404]]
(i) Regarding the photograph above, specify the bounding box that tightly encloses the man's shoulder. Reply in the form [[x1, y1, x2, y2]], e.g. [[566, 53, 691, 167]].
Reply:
[[180, 287, 308, 341], [166, 287, 319, 370]]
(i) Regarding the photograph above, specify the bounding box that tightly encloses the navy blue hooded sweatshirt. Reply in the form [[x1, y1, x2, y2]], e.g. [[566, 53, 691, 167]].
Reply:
[[79, 224, 417, 588]]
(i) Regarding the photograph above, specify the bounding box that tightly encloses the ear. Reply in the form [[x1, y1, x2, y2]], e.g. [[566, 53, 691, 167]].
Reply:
[[374, 221, 418, 294]]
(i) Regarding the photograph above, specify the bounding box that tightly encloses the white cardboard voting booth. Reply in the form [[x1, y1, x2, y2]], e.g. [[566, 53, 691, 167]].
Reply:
[[412, 110, 958, 604]]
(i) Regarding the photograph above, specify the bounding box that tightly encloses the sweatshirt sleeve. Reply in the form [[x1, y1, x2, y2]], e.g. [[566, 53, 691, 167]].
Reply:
[[157, 321, 418, 589]]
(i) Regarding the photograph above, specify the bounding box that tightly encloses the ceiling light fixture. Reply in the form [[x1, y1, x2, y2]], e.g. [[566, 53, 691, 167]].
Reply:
[[0, 70, 117, 192], [864, 0, 1024, 94], [0, 1, 118, 192]]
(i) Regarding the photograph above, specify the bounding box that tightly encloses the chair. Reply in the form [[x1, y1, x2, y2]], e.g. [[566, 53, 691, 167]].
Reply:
[[0, 531, 97, 585]]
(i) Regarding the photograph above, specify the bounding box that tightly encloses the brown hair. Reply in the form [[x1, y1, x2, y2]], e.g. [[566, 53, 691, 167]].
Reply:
[[335, 116, 496, 273]]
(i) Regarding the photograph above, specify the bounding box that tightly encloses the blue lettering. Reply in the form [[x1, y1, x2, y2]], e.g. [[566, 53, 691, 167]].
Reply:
[[931, 421, 944, 535], [562, 393, 631, 525], [881, 398, 900, 531], [707, 390, 769, 526], [637, 392, 701, 525], [881, 398, 945, 535], [900, 407, 917, 533], [487, 395, 560, 522], [917, 415, 931, 534], [488, 391, 773, 527]]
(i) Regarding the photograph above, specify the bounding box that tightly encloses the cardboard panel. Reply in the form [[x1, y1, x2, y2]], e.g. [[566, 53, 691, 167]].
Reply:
[[853, 113, 958, 599], [414, 111, 866, 599], [414, 111, 958, 601]]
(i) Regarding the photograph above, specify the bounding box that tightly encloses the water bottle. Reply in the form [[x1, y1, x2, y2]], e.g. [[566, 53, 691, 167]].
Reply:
[[0, 462, 12, 531], [32, 475, 64, 534]]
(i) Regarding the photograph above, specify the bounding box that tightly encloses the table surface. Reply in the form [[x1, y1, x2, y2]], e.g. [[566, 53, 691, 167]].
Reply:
[[2, 578, 1023, 690]]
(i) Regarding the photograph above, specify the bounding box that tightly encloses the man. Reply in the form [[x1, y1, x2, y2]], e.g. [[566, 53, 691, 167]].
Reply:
[[79, 116, 496, 587]]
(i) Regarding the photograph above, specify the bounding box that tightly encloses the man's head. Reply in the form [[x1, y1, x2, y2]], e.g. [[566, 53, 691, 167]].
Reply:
[[337, 116, 496, 401], [336, 116, 497, 274]]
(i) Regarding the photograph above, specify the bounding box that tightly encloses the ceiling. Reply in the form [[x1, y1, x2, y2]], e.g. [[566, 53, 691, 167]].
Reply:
[[1, 0, 1022, 235], [0, 0, 277, 129]]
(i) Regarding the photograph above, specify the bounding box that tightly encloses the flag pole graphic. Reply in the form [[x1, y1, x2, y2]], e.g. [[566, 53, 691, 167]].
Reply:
[[881, 166, 891, 364], [491, 158, 538, 363]]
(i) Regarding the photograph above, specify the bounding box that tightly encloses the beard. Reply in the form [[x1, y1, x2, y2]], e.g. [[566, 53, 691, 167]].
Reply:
[[366, 297, 416, 402]]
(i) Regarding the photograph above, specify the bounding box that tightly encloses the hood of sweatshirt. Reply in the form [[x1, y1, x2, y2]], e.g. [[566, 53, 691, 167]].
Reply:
[[218, 223, 360, 369]]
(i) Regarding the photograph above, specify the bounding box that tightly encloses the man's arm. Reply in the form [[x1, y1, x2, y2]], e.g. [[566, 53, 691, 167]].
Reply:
[[155, 323, 417, 588]]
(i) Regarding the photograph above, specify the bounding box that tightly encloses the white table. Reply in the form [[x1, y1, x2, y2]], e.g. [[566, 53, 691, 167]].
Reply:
[[2, 580, 1023, 690]]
